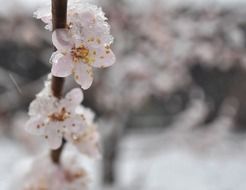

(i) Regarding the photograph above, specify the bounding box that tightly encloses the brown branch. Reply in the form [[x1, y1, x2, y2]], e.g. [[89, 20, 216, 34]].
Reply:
[[50, 0, 68, 164]]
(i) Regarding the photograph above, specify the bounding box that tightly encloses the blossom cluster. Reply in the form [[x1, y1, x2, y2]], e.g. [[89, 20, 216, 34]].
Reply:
[[25, 78, 100, 158], [21, 151, 90, 190], [35, 1, 115, 89], [24, 1, 115, 189]]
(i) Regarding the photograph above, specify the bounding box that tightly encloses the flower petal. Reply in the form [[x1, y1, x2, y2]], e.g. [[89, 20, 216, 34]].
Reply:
[[90, 46, 116, 68], [75, 105, 95, 125], [64, 115, 87, 138], [45, 122, 63, 149], [29, 96, 56, 116], [52, 29, 73, 52], [73, 127, 101, 158], [65, 88, 84, 106], [73, 63, 93, 90], [51, 52, 73, 77], [25, 116, 46, 135]]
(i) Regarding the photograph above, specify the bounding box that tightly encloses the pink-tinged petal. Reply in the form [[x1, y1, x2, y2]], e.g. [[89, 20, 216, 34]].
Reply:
[[90, 46, 116, 68], [73, 127, 101, 158], [45, 122, 63, 149], [29, 97, 55, 116], [64, 115, 87, 142], [73, 63, 93, 90], [82, 11, 97, 27], [60, 88, 84, 114], [82, 23, 113, 46], [52, 29, 73, 52], [25, 116, 46, 135], [65, 88, 84, 106], [51, 52, 73, 77], [75, 106, 95, 125]]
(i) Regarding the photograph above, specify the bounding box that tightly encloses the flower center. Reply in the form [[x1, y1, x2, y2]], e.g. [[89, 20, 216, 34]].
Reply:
[[48, 107, 70, 122], [71, 45, 94, 64], [65, 169, 87, 183]]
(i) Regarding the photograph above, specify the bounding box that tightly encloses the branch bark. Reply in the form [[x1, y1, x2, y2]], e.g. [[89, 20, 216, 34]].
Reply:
[[50, 0, 68, 164]]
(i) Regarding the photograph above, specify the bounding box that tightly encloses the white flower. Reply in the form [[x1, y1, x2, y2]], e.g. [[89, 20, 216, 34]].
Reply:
[[70, 126, 101, 159], [51, 28, 115, 89], [25, 80, 86, 149], [34, 1, 115, 89], [66, 106, 101, 158], [22, 153, 90, 190], [26, 79, 101, 158]]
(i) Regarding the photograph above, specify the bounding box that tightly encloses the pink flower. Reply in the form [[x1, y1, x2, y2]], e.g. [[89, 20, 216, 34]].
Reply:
[[34, 1, 115, 89], [51, 28, 115, 89], [25, 80, 86, 149], [21, 153, 90, 190], [68, 126, 101, 159], [26, 79, 101, 158], [65, 106, 101, 158]]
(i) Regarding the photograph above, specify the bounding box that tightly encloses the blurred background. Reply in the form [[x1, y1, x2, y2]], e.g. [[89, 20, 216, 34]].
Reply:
[[1, 0, 246, 189]]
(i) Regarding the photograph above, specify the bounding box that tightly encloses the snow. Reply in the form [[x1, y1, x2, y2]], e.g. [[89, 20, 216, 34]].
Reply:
[[108, 101, 246, 190], [0, 138, 28, 190], [117, 132, 246, 190]]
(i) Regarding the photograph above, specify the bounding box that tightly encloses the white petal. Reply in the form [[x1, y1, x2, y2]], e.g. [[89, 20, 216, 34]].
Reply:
[[73, 63, 93, 90], [75, 105, 95, 124], [80, 10, 113, 46], [45, 122, 63, 149], [25, 116, 46, 135], [74, 127, 101, 158], [29, 97, 56, 116], [90, 46, 116, 68], [65, 88, 84, 106], [52, 29, 73, 52], [64, 115, 87, 138], [79, 10, 96, 27], [51, 52, 73, 77]]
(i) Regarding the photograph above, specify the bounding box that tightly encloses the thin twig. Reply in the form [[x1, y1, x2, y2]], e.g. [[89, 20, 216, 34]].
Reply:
[[50, 0, 68, 164]]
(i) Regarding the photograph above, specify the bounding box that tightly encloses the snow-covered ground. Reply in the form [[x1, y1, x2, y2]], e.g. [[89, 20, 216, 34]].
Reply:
[[107, 101, 246, 190], [117, 132, 246, 190], [0, 138, 28, 190]]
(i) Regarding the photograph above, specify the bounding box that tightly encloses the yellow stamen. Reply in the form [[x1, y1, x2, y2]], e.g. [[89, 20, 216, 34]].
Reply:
[[48, 107, 70, 122], [71, 45, 95, 64]]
